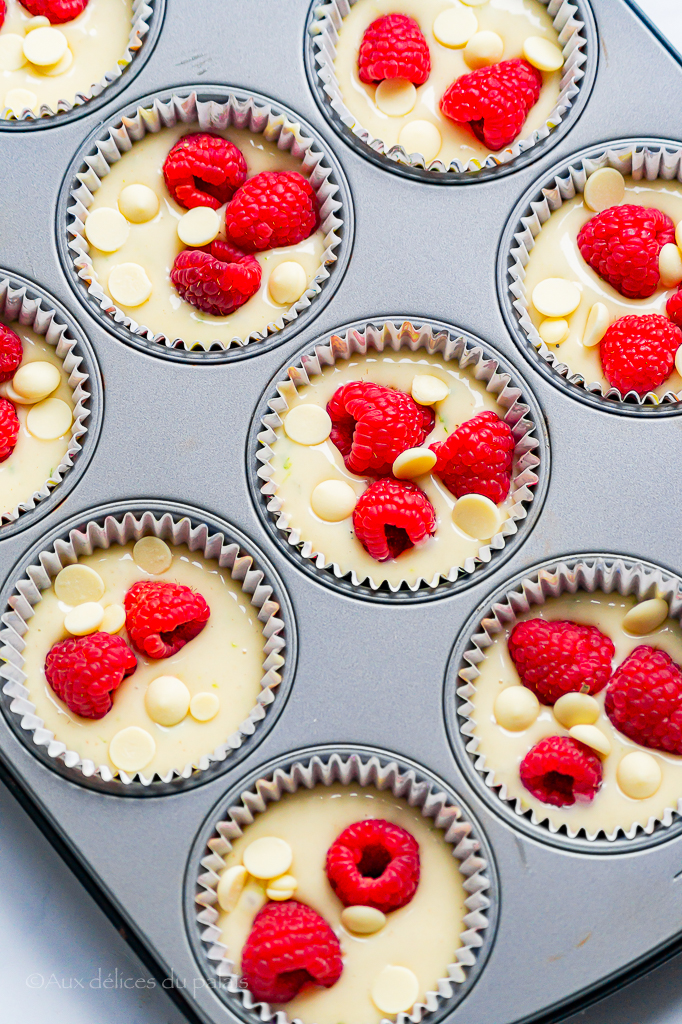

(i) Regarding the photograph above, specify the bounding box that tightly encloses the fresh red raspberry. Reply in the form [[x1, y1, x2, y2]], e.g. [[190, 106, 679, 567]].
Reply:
[[163, 133, 247, 211], [440, 59, 542, 151], [224, 171, 319, 253], [241, 901, 342, 1004], [605, 646, 682, 754], [520, 736, 603, 807], [19, 0, 89, 23], [44, 632, 137, 719], [124, 581, 210, 659], [0, 2, 5, 29], [327, 381, 434, 476], [170, 241, 261, 316], [353, 477, 436, 561], [600, 314, 682, 395], [430, 411, 514, 504], [325, 819, 420, 912], [577, 204, 675, 299], [0, 397, 19, 463], [508, 618, 614, 705], [357, 14, 430, 86], [0, 323, 23, 383], [667, 287, 682, 327]]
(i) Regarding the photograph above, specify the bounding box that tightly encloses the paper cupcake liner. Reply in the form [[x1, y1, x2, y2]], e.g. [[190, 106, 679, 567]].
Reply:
[[255, 318, 543, 594], [0, 273, 92, 527], [194, 749, 493, 1020], [66, 88, 345, 353], [455, 554, 682, 843], [1, 0, 155, 123], [0, 508, 288, 787], [506, 139, 682, 407], [308, 0, 590, 178]]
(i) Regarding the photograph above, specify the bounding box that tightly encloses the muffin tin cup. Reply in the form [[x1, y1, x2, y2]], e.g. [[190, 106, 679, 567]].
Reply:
[[305, 0, 594, 182], [500, 137, 682, 412], [60, 85, 351, 360], [191, 745, 496, 1023], [445, 553, 682, 850], [0, 501, 296, 793], [251, 316, 547, 600]]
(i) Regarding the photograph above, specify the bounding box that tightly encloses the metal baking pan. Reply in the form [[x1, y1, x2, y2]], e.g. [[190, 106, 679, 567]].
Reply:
[[1, 1, 682, 1023]]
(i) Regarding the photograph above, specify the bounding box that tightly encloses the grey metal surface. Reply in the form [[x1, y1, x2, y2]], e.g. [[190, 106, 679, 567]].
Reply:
[[0, 2, 681, 1024]]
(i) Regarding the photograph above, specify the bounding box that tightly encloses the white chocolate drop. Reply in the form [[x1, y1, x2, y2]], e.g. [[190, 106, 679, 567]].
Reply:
[[144, 676, 191, 727], [109, 726, 156, 774], [283, 404, 332, 445], [532, 278, 581, 318], [0, 35, 27, 72], [569, 724, 611, 758], [617, 752, 662, 799], [459, 0, 489, 5], [493, 686, 540, 731], [12, 361, 60, 402], [266, 874, 298, 901], [0, 380, 29, 404], [23, 27, 67, 67], [433, 5, 478, 48], [85, 207, 130, 253], [41, 46, 73, 77], [189, 691, 220, 722], [464, 30, 504, 69], [539, 318, 569, 346], [341, 905, 387, 935], [676, 221, 682, 250], [398, 120, 442, 163], [375, 78, 417, 116], [64, 602, 105, 637], [100, 603, 126, 634], [371, 966, 419, 1015], [553, 692, 600, 729], [452, 493, 501, 540], [392, 446, 437, 479], [410, 373, 450, 405], [177, 206, 221, 247], [522, 35, 563, 71], [243, 837, 293, 880], [26, 397, 72, 440], [659, 243, 682, 289], [4, 88, 37, 114], [582, 302, 610, 348], [25, 16, 50, 31], [268, 261, 308, 305], [311, 480, 357, 522], [108, 263, 153, 307], [118, 184, 160, 224], [583, 168, 626, 213], [623, 598, 669, 636], [133, 536, 172, 575], [55, 564, 105, 605], [218, 865, 248, 912]]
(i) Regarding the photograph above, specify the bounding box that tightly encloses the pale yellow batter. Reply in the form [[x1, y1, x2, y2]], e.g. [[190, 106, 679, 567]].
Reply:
[[219, 784, 466, 1024], [21, 542, 267, 777], [470, 591, 682, 836]]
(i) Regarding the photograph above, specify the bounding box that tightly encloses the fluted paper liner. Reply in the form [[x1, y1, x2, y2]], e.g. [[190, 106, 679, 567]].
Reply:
[[508, 140, 682, 405], [1, 0, 154, 122], [0, 275, 91, 526], [0, 510, 287, 786], [309, 0, 588, 176], [195, 751, 491, 1020], [67, 90, 344, 352], [257, 319, 541, 592], [457, 556, 682, 841]]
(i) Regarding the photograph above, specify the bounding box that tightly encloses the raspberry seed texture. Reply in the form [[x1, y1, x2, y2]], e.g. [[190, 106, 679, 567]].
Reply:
[[326, 819, 420, 912]]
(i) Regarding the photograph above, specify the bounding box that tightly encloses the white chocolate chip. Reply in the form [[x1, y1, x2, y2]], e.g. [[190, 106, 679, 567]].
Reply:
[[237, 880, 268, 917], [243, 837, 293, 880], [677, 344, 682, 378], [189, 691, 220, 722], [433, 5, 478, 48], [398, 120, 442, 163], [493, 686, 540, 731], [26, 397, 72, 440], [659, 243, 682, 288], [100, 603, 126, 634], [617, 751, 662, 799], [108, 263, 153, 307], [266, 874, 298, 901], [464, 30, 504, 69], [375, 78, 417, 116], [539, 318, 569, 346], [392, 446, 437, 479], [371, 966, 419, 1015], [85, 207, 130, 253], [311, 480, 357, 522], [410, 373, 450, 405], [218, 865, 248, 912], [0, 34, 27, 72], [23, 26, 67, 67], [4, 88, 37, 114], [623, 598, 669, 636], [12, 361, 60, 402], [64, 602, 105, 637], [109, 727, 156, 774], [452, 493, 501, 540], [25, 16, 51, 31], [133, 536, 172, 574], [341, 905, 387, 935], [145, 676, 190, 726], [55, 564, 105, 605], [41, 46, 73, 76], [553, 692, 600, 729], [522, 35, 564, 72], [283, 404, 332, 445], [268, 261, 308, 305], [459, 0, 489, 5], [583, 167, 626, 213], [177, 206, 221, 247], [0, 380, 28, 404], [532, 278, 581, 318], [676, 221, 682, 250], [582, 302, 610, 348], [569, 724, 611, 758], [118, 184, 160, 224]]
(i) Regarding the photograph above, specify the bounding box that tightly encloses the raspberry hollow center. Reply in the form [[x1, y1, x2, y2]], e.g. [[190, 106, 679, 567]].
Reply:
[[357, 843, 392, 879]]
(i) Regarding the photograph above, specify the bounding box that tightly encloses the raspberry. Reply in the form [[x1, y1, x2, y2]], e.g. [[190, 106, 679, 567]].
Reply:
[[600, 314, 682, 395], [430, 411, 514, 504], [605, 646, 682, 754], [0, 2, 5, 29], [45, 632, 137, 719], [19, 0, 89, 23], [667, 287, 682, 327], [577, 204, 675, 299], [508, 618, 614, 705], [520, 736, 603, 807], [224, 171, 319, 253], [124, 581, 210, 659], [170, 241, 261, 316], [327, 381, 434, 476], [440, 59, 542, 151], [0, 323, 23, 383], [0, 397, 19, 463], [325, 819, 420, 912], [163, 133, 247, 211], [353, 477, 436, 562], [241, 901, 342, 1004], [357, 14, 431, 86]]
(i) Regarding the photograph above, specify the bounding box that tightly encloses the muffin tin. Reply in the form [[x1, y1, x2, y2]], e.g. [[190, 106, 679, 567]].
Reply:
[[1, 1, 682, 1023]]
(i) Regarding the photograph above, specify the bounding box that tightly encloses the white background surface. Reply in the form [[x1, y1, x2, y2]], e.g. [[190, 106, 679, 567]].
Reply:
[[2, 2, 682, 1022]]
